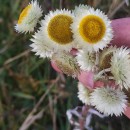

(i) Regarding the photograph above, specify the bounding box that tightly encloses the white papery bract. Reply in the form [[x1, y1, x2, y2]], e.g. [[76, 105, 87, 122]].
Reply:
[[90, 86, 127, 116], [30, 30, 54, 58], [78, 82, 91, 105], [73, 4, 91, 16], [76, 50, 95, 71], [15, 0, 42, 33], [71, 7, 113, 52], [111, 47, 130, 90]]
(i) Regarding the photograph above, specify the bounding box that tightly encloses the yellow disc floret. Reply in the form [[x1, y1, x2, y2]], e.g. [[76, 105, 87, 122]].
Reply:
[[79, 15, 106, 44], [48, 14, 73, 45], [18, 4, 32, 24]]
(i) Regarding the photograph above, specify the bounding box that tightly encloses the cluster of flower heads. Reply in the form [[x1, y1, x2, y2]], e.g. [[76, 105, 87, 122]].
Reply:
[[15, 1, 130, 117], [77, 46, 130, 116]]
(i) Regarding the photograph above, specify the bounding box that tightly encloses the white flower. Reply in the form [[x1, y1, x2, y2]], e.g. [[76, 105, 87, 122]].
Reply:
[[78, 82, 91, 105], [15, 0, 43, 33], [42, 9, 74, 51], [52, 51, 80, 77], [73, 4, 91, 16], [71, 7, 113, 52], [111, 47, 130, 90], [76, 50, 96, 71], [30, 9, 75, 58], [90, 86, 127, 116]]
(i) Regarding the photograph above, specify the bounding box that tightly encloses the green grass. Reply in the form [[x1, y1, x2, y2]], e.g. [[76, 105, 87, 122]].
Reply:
[[0, 0, 130, 130]]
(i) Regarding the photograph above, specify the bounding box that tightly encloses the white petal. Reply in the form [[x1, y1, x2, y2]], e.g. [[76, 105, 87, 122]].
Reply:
[[111, 47, 130, 90], [77, 82, 91, 105], [76, 50, 96, 71]]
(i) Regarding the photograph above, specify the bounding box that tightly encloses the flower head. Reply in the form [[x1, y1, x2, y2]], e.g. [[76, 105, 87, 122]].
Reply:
[[71, 8, 113, 52], [90, 86, 127, 116], [77, 82, 91, 105], [110, 47, 130, 90], [99, 46, 117, 69], [15, 0, 42, 33], [76, 50, 96, 71], [52, 51, 80, 77], [40, 9, 75, 52], [30, 9, 75, 58]]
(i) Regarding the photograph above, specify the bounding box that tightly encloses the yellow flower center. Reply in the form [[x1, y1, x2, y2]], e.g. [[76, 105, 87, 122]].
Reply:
[[79, 15, 106, 44], [18, 4, 32, 24], [48, 14, 73, 45]]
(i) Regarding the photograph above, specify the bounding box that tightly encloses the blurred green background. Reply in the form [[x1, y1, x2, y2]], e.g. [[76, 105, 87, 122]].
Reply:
[[0, 0, 130, 130]]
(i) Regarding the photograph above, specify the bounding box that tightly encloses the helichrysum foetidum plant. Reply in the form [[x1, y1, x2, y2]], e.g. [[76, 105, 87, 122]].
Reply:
[[15, 0, 130, 117]]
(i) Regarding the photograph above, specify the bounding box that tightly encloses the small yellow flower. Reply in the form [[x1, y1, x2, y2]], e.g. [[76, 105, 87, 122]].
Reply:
[[79, 15, 106, 44], [17, 4, 32, 24], [48, 14, 73, 45], [15, 0, 42, 33]]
